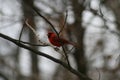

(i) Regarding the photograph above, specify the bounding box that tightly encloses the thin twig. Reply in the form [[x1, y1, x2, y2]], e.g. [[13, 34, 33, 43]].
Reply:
[[59, 10, 68, 36], [68, 46, 75, 53], [30, 5, 59, 36], [18, 40, 49, 46], [99, 3, 104, 18], [25, 19, 39, 37], [18, 23, 25, 42], [25, 19, 44, 45], [58, 10, 71, 67], [62, 46, 71, 68], [89, 2, 120, 37]]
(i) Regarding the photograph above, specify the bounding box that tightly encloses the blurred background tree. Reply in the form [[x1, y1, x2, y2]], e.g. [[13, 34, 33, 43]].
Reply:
[[0, 0, 120, 80]]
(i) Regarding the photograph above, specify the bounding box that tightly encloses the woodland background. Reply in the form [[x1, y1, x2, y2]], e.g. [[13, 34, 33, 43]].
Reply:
[[0, 0, 120, 80]]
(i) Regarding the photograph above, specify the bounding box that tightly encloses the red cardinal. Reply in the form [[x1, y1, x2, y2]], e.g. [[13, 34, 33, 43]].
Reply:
[[47, 32, 77, 47]]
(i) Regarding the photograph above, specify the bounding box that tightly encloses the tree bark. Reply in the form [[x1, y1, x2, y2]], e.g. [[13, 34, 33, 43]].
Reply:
[[71, 0, 87, 75]]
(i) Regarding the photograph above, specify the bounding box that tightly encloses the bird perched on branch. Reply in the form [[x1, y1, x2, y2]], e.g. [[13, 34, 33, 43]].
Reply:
[[47, 32, 78, 47]]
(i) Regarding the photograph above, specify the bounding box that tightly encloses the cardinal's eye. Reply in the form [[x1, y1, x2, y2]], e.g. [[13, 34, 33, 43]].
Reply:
[[48, 33, 51, 38]]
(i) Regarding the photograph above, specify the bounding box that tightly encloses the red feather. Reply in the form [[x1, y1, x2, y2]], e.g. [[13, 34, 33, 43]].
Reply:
[[47, 32, 78, 47]]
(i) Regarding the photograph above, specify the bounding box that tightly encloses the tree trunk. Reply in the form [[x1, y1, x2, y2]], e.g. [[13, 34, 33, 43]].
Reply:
[[71, 0, 87, 75], [21, 0, 40, 80]]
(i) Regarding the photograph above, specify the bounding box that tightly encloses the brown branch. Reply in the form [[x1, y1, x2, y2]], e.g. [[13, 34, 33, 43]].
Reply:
[[26, 2, 59, 35], [0, 72, 8, 80], [17, 40, 49, 46], [57, 11, 71, 68], [62, 46, 71, 68], [19, 23, 25, 42], [59, 10, 68, 35], [88, 4, 120, 36], [0, 33, 92, 80]]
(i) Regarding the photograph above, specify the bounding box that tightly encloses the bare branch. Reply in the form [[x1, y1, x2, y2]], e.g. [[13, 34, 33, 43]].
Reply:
[[0, 33, 93, 80], [25, 19, 48, 45], [59, 10, 68, 35], [0, 72, 8, 80], [87, 2, 120, 36], [18, 23, 25, 42], [29, 5, 59, 35], [25, 19, 39, 38], [62, 46, 71, 68], [18, 40, 49, 46]]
